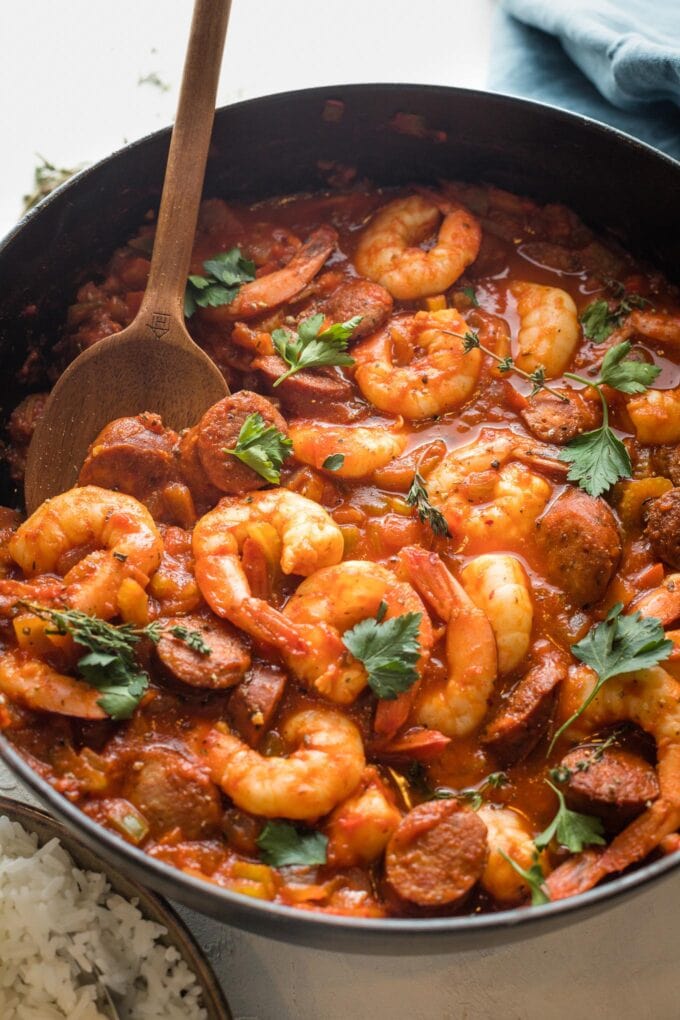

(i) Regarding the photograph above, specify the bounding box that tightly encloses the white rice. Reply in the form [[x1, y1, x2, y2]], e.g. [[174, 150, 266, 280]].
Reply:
[[0, 815, 209, 1019]]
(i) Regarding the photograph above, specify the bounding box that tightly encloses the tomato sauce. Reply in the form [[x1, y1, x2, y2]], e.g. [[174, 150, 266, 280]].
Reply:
[[2, 181, 680, 917]]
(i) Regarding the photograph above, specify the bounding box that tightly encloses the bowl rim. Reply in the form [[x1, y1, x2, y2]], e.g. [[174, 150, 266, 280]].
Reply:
[[0, 791, 232, 1018], [2, 81, 680, 941]]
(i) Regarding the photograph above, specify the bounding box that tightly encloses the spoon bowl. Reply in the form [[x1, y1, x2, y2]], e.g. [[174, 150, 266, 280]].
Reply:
[[24, 0, 231, 513]]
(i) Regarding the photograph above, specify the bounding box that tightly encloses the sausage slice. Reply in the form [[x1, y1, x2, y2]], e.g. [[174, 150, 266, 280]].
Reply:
[[482, 641, 568, 764], [228, 665, 287, 746], [535, 488, 621, 606], [561, 745, 659, 832], [124, 746, 222, 840], [155, 614, 251, 689], [319, 279, 393, 340], [78, 412, 179, 498], [254, 355, 357, 421], [181, 390, 289, 495], [385, 800, 488, 907], [644, 488, 680, 570], [520, 389, 601, 445]]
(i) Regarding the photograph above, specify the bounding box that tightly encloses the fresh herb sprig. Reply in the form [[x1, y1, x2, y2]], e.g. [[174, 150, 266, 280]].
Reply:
[[580, 285, 651, 343], [271, 313, 361, 386], [342, 601, 422, 700], [166, 624, 211, 656], [223, 412, 292, 484], [431, 770, 509, 810], [184, 248, 256, 318], [548, 603, 671, 753], [461, 286, 480, 307], [534, 780, 605, 853], [256, 821, 328, 867], [17, 603, 213, 719], [22, 156, 83, 213], [559, 341, 661, 497], [406, 471, 450, 538], [549, 729, 622, 784], [499, 850, 551, 906], [454, 329, 568, 402]]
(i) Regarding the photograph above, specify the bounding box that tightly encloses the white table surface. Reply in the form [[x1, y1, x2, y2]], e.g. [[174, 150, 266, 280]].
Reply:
[[2, 3, 679, 1017]]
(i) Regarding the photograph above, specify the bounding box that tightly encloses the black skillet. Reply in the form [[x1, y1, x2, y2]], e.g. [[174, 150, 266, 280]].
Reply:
[[1, 85, 679, 952]]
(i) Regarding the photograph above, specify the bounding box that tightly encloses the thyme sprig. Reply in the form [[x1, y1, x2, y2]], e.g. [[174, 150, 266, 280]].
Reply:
[[447, 329, 568, 402]]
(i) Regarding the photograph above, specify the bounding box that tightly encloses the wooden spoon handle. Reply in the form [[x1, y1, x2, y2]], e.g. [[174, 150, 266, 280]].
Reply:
[[138, 0, 231, 329]]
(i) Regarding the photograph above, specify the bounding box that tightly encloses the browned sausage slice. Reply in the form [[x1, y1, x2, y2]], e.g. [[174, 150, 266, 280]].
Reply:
[[482, 640, 568, 764], [228, 664, 287, 746], [194, 390, 289, 494], [560, 746, 659, 832], [520, 389, 601, 445], [155, 614, 251, 689], [124, 746, 222, 840], [535, 488, 621, 606], [644, 488, 680, 570], [78, 412, 179, 498], [651, 444, 680, 486], [385, 800, 488, 907], [319, 279, 393, 340], [253, 355, 358, 421]]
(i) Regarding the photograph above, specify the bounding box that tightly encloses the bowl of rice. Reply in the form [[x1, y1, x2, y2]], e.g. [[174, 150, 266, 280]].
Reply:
[[0, 795, 230, 1019]]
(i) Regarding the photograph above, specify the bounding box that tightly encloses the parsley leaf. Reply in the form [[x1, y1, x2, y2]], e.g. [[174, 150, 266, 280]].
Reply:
[[580, 291, 651, 342], [184, 248, 255, 318], [223, 412, 292, 484], [549, 603, 672, 750], [498, 851, 550, 906], [271, 314, 360, 386], [561, 341, 660, 497], [560, 424, 632, 498], [256, 821, 328, 867], [322, 453, 345, 471], [406, 471, 450, 537], [598, 340, 661, 394], [534, 781, 605, 853], [580, 300, 616, 343], [461, 285, 480, 307], [18, 603, 150, 720], [342, 610, 422, 700]]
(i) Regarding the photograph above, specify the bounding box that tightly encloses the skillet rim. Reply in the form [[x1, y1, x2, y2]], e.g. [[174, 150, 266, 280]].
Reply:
[[1, 82, 680, 949]]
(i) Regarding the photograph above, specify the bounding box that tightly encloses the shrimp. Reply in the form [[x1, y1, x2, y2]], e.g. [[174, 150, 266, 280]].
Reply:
[[400, 546, 497, 737], [282, 560, 433, 704], [352, 308, 482, 420], [192, 489, 343, 648], [547, 665, 680, 899], [200, 708, 365, 820], [325, 767, 402, 866], [627, 387, 680, 444], [201, 226, 338, 322], [426, 431, 555, 550], [511, 282, 580, 378], [622, 310, 680, 348], [0, 649, 106, 719], [478, 806, 550, 905], [289, 420, 407, 478], [630, 573, 680, 626], [354, 194, 481, 300], [461, 554, 533, 674], [9, 486, 162, 618]]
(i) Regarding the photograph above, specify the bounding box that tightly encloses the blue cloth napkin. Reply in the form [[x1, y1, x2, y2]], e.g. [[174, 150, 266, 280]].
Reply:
[[489, 0, 680, 160]]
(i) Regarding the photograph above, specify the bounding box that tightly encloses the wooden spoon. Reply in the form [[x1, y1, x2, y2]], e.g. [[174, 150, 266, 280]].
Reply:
[[25, 0, 232, 513]]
